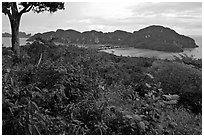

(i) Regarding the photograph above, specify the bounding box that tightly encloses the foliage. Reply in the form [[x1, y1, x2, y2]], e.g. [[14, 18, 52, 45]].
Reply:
[[173, 53, 202, 69], [148, 59, 202, 114], [2, 2, 65, 15], [2, 42, 202, 135]]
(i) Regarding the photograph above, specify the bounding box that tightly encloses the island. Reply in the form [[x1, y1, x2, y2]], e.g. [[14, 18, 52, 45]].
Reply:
[[2, 31, 31, 38], [27, 25, 198, 52]]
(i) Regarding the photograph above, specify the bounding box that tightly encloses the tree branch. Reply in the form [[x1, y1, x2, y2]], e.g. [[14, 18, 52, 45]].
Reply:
[[19, 4, 33, 15], [3, 8, 13, 22], [7, 11, 13, 21]]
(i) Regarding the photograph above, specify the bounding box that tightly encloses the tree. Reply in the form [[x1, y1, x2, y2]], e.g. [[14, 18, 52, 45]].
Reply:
[[2, 2, 65, 57]]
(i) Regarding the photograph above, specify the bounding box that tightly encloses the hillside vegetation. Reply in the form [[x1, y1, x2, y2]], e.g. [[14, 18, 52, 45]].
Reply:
[[2, 41, 202, 135]]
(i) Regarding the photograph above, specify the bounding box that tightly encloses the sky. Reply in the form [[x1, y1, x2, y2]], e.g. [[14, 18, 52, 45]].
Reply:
[[2, 2, 202, 36]]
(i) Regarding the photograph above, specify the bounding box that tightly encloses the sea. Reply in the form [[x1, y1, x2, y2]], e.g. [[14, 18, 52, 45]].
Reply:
[[2, 36, 202, 59]]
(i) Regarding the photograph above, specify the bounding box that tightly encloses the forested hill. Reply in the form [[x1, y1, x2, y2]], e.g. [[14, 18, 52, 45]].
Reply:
[[27, 25, 198, 52]]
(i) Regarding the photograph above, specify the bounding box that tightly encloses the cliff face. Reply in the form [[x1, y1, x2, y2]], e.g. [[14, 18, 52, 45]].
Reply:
[[27, 25, 198, 52]]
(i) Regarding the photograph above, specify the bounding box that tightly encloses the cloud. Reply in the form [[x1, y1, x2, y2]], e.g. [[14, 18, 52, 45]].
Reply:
[[2, 2, 202, 35], [76, 2, 201, 35], [81, 2, 139, 20], [131, 2, 201, 15], [78, 19, 92, 24]]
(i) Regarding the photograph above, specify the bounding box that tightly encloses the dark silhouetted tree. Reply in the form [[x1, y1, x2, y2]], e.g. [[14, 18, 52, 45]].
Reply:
[[2, 2, 65, 57]]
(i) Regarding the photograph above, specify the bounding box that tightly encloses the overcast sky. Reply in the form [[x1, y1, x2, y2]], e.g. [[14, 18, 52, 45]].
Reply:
[[2, 2, 202, 36]]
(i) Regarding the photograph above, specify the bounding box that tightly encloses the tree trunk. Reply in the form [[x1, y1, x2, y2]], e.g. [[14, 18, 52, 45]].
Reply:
[[9, 15, 21, 57]]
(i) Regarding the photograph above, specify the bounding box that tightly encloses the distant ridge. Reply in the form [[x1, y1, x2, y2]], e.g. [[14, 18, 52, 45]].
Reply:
[[2, 32, 31, 38], [27, 25, 198, 52]]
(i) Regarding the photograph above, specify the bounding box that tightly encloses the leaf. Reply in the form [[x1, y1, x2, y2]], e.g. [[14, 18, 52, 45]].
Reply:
[[163, 94, 179, 101], [28, 124, 33, 135], [153, 96, 160, 101], [10, 77, 14, 86], [138, 121, 146, 130], [8, 107, 14, 115], [42, 88, 48, 93], [61, 131, 66, 135], [170, 95, 179, 100], [36, 53, 43, 68], [145, 83, 151, 88], [72, 119, 83, 125], [169, 122, 178, 128], [167, 115, 172, 121], [143, 121, 149, 126], [6, 68, 11, 73], [162, 95, 172, 100], [34, 125, 41, 135], [152, 111, 160, 122], [30, 101, 39, 111], [146, 73, 154, 79], [60, 119, 67, 126], [35, 86, 42, 93], [163, 100, 178, 105], [4, 73, 8, 82], [124, 114, 133, 119], [34, 112, 46, 122], [76, 126, 81, 135], [33, 92, 44, 100], [7, 101, 14, 107], [133, 114, 142, 121], [18, 120, 23, 127], [139, 115, 146, 118], [158, 88, 162, 92], [157, 124, 164, 133]]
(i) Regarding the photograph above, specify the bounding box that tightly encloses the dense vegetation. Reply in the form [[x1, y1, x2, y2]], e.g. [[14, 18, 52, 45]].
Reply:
[[27, 25, 197, 52], [2, 41, 202, 135]]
